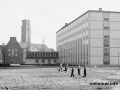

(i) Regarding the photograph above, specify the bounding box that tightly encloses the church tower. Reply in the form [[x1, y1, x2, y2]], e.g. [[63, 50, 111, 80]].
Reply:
[[21, 19, 31, 50]]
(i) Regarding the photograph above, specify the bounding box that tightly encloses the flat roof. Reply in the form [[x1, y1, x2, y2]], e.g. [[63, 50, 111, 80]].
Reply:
[[56, 10, 120, 33]]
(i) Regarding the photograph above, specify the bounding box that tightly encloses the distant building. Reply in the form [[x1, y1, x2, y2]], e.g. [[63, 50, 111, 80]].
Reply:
[[20, 19, 58, 64], [20, 19, 52, 52], [25, 51, 58, 64], [0, 19, 58, 65], [1, 37, 24, 65], [56, 8, 120, 66], [19, 42, 58, 64]]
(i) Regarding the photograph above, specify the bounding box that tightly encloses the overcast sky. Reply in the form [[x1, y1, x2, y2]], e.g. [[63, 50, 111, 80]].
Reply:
[[0, 0, 120, 50]]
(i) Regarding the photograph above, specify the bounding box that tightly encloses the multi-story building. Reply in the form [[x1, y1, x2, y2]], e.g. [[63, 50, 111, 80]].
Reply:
[[56, 8, 120, 66], [1, 37, 24, 65]]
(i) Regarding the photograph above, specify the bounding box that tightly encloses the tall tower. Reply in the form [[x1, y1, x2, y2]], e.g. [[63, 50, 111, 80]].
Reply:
[[21, 19, 31, 50], [21, 19, 31, 43]]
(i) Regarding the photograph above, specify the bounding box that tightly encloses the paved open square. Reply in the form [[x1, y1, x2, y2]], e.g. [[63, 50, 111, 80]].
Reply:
[[0, 66, 120, 90]]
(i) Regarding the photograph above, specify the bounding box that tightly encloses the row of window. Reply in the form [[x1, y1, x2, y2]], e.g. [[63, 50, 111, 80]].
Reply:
[[35, 59, 57, 64], [58, 35, 89, 46], [8, 49, 18, 56], [58, 13, 110, 38], [26, 52, 58, 59], [60, 57, 89, 65], [103, 17, 110, 65], [58, 22, 110, 43], [8, 53, 18, 56], [57, 17, 110, 44], [57, 25, 89, 42], [58, 40, 88, 50], [58, 14, 89, 36], [8, 49, 18, 52], [59, 45, 89, 61]]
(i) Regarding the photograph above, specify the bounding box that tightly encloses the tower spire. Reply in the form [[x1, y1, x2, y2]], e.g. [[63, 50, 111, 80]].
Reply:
[[41, 35, 45, 51], [42, 35, 44, 45]]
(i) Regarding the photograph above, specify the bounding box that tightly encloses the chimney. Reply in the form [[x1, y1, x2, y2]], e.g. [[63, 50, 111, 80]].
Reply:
[[10, 37, 17, 42], [99, 8, 102, 11], [65, 23, 68, 26]]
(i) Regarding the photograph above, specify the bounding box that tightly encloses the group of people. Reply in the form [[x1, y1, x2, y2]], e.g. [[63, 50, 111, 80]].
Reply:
[[58, 63, 86, 77]]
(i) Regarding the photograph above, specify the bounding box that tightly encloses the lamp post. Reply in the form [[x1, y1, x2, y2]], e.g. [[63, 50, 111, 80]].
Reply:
[[118, 53, 119, 68]]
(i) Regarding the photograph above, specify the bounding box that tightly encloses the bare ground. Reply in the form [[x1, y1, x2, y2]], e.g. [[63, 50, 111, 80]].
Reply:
[[0, 66, 120, 90]]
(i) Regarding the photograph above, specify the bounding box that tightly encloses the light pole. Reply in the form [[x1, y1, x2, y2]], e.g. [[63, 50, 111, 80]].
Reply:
[[118, 53, 119, 68]]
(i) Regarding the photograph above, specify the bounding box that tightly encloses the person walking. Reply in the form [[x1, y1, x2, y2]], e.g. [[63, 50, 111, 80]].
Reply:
[[60, 63, 63, 72], [58, 63, 63, 72], [64, 64, 68, 73], [70, 66, 74, 77], [83, 65, 86, 77], [77, 65, 81, 76]]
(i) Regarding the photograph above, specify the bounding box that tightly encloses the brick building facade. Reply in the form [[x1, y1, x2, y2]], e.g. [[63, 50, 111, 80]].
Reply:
[[2, 37, 24, 65]]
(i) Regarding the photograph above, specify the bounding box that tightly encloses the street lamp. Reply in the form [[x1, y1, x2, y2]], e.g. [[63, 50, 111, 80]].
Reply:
[[118, 53, 119, 68]]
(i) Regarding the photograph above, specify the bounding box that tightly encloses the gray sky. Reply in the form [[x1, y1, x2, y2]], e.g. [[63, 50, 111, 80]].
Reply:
[[0, 0, 120, 50]]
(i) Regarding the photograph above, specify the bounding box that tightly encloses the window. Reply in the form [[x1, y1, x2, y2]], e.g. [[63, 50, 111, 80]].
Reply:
[[41, 53, 43, 57], [104, 30, 109, 36], [103, 56, 110, 65], [15, 54, 18, 56], [36, 59, 39, 63], [34, 53, 36, 57], [12, 49, 14, 56], [42, 59, 45, 63], [104, 27, 109, 29], [104, 21, 109, 27], [104, 18, 109, 21], [32, 53, 34, 58], [15, 49, 18, 52], [86, 18, 88, 22], [8, 49, 11, 51], [48, 59, 51, 64], [104, 39, 109, 47], [104, 48, 110, 53], [81, 61, 82, 65], [54, 60, 57, 63], [103, 13, 110, 19], [8, 53, 11, 56], [104, 53, 109, 56]]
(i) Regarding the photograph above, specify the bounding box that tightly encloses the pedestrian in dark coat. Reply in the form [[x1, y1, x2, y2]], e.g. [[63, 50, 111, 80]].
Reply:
[[83, 65, 86, 77], [70, 66, 74, 77], [77, 65, 81, 76]]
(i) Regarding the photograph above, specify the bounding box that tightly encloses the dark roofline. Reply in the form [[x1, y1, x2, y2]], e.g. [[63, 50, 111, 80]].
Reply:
[[56, 10, 120, 33]]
